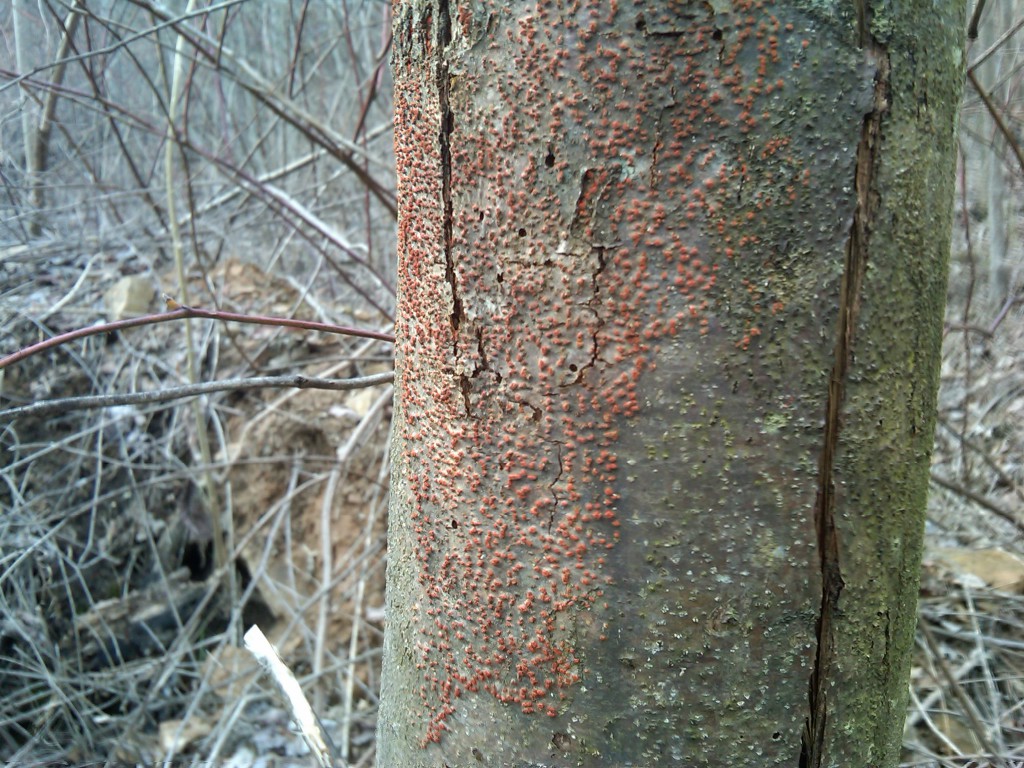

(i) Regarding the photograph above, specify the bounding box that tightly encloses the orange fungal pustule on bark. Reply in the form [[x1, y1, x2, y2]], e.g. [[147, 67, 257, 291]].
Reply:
[[392, 0, 836, 746]]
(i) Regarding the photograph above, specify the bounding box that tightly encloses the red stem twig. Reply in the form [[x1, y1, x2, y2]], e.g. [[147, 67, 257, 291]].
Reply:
[[0, 301, 394, 371]]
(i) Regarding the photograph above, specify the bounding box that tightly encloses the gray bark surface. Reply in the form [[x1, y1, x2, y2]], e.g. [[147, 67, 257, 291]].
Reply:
[[381, 2, 965, 766]]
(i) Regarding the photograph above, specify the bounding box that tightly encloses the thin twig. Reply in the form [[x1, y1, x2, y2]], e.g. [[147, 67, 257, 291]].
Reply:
[[919, 615, 1005, 766], [929, 471, 1024, 535], [967, 69, 1024, 180], [0, 372, 394, 420], [244, 625, 342, 768], [937, 418, 1024, 508], [968, 13, 1024, 70], [0, 304, 395, 371], [968, 0, 988, 40], [0, 0, 251, 95], [905, 644, 990, 730], [988, 290, 1024, 336], [314, 464, 341, 714], [336, 386, 392, 762]]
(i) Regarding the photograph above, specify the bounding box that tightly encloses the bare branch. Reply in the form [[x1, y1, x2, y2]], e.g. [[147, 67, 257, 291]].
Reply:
[[966, 69, 1024, 180], [0, 371, 394, 421], [0, 0, 252, 95], [930, 472, 1024, 536], [967, 0, 988, 40], [967, 13, 1024, 70], [0, 303, 395, 371]]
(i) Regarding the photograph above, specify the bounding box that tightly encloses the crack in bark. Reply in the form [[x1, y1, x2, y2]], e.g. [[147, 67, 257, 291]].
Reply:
[[577, 245, 607, 384], [547, 443, 564, 530], [472, 327, 498, 381], [435, 0, 468, 417], [801, 38, 890, 768]]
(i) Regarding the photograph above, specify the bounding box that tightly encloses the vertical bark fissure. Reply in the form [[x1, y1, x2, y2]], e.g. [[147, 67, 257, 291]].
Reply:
[[436, 0, 460, 341], [801, 32, 890, 768], [435, 0, 470, 418]]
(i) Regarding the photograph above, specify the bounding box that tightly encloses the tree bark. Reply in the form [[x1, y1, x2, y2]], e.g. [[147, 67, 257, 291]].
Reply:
[[12, 0, 40, 236], [380, 1, 965, 766]]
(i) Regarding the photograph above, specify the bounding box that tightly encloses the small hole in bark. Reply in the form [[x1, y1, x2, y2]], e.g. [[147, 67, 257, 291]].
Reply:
[[449, 519, 458, 529], [568, 363, 578, 372], [712, 28, 723, 41], [545, 149, 556, 168], [772, 731, 782, 740], [496, 271, 504, 284], [518, 227, 527, 237], [635, 14, 646, 31]]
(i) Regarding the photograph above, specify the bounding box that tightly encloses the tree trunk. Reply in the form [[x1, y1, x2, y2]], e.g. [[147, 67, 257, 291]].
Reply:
[[12, 0, 40, 236], [380, 2, 965, 766]]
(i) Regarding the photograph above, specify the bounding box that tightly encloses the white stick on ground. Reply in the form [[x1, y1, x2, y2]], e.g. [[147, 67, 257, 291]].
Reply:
[[243, 625, 341, 768]]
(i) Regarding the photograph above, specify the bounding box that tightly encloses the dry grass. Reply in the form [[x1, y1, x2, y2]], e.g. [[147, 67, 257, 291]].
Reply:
[[2, 2, 395, 764], [0, 244, 393, 766]]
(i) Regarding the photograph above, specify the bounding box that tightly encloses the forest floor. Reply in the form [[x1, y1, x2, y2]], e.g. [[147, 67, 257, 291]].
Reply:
[[907, 246, 1024, 766], [1, 229, 1022, 766]]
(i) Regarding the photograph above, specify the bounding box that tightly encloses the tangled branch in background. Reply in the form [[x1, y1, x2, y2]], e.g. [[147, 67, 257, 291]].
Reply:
[[0, 299, 395, 419]]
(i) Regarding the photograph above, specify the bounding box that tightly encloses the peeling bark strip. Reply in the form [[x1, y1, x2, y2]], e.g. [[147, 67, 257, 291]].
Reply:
[[802, 39, 890, 768], [383, 0, 964, 764]]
